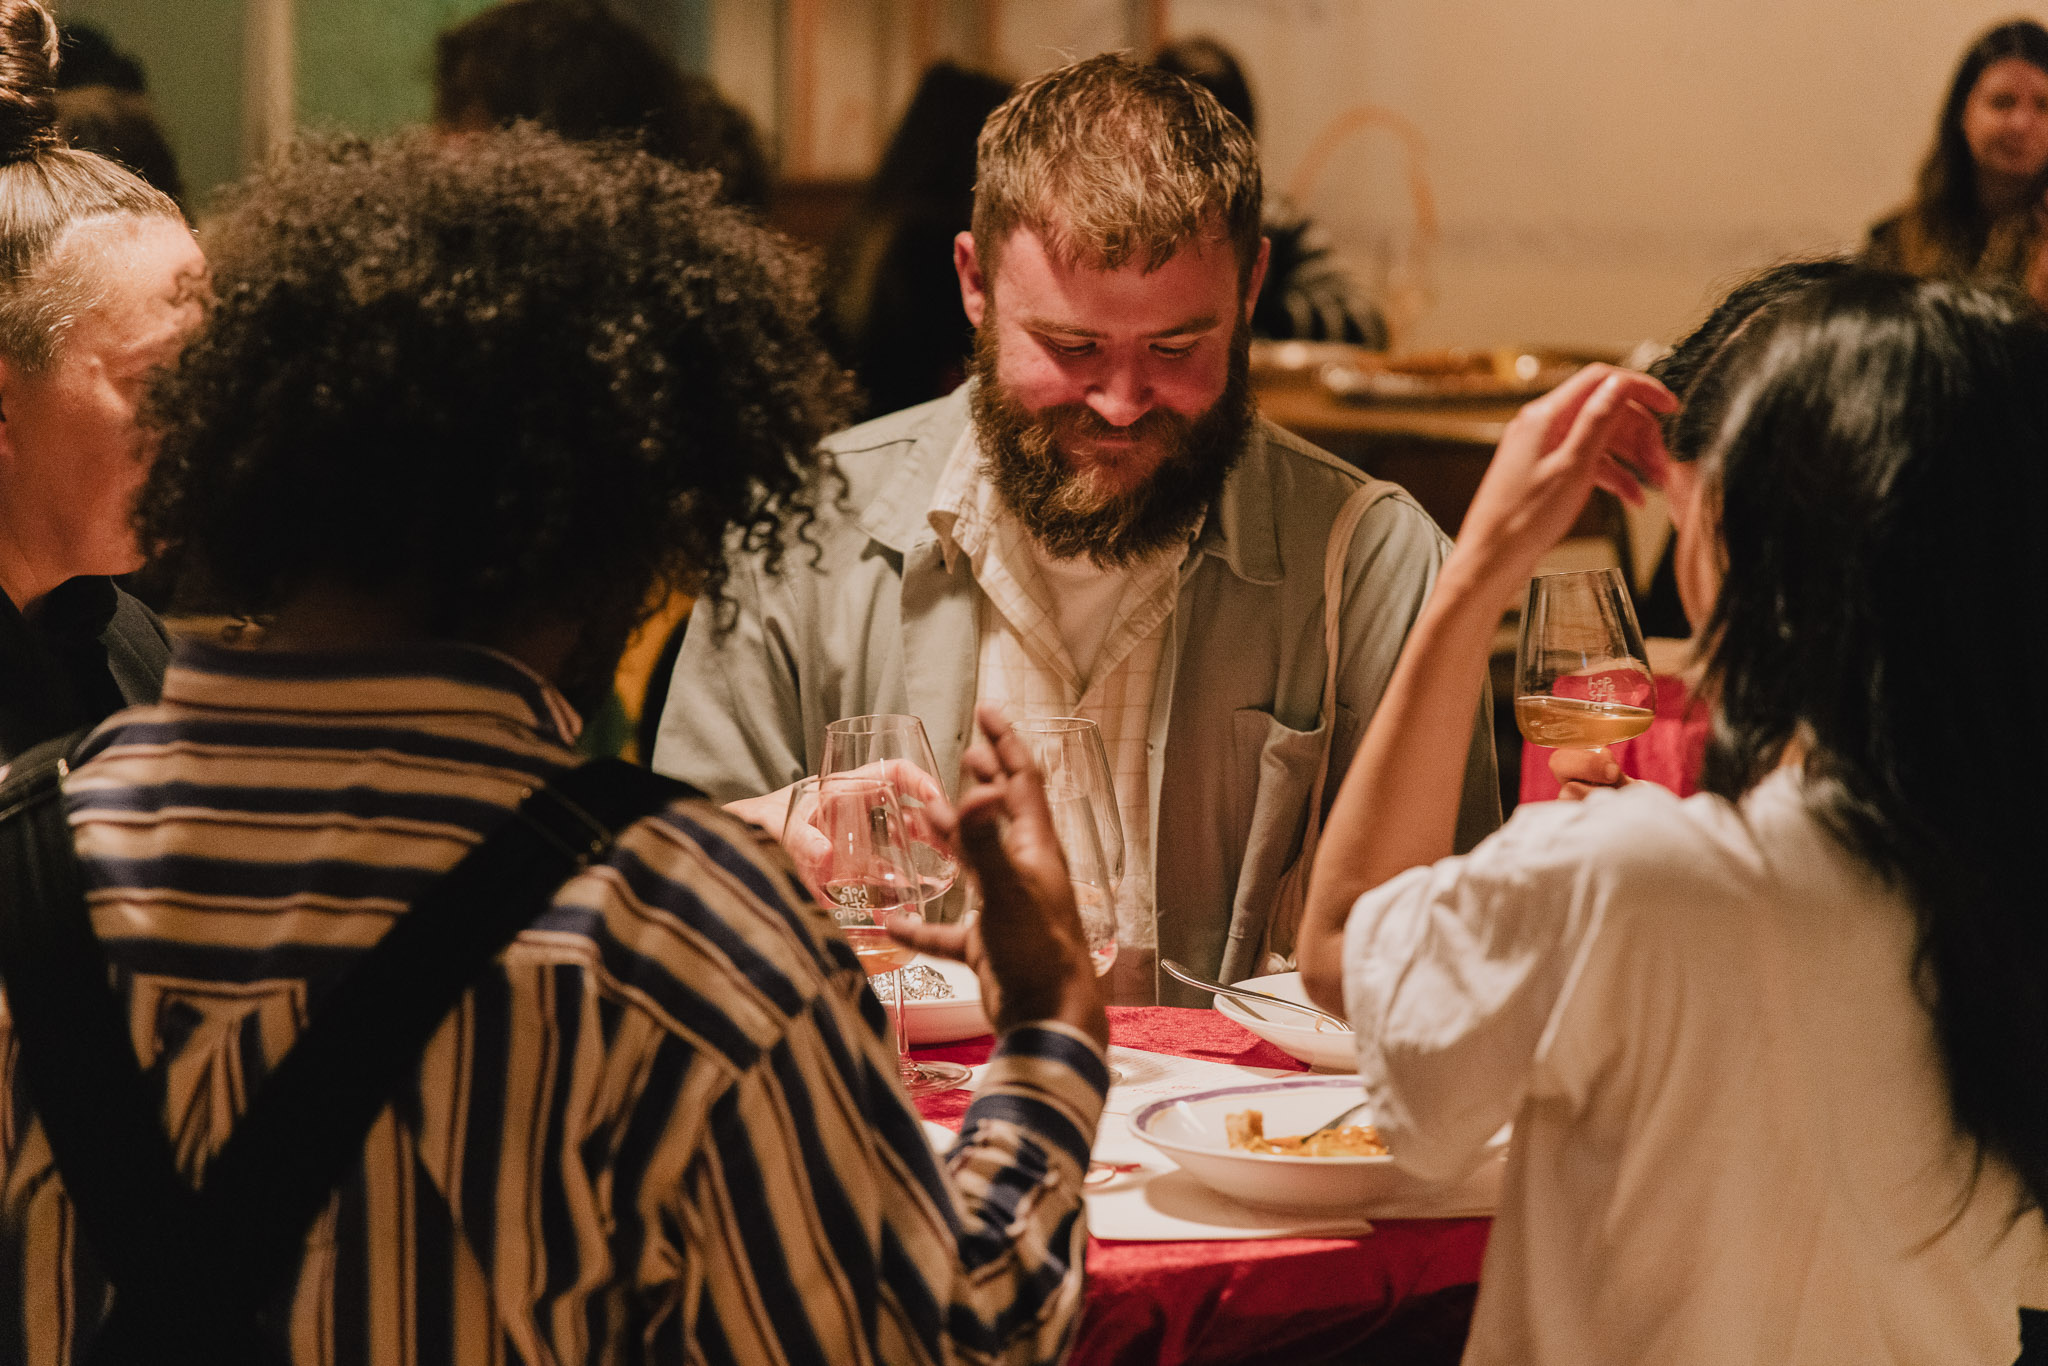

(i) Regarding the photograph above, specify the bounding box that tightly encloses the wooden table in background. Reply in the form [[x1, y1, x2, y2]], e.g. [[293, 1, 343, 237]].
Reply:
[[1255, 380, 1520, 538]]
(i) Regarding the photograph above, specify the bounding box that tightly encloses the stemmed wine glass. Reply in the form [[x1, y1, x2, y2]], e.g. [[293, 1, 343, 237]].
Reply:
[[822, 715, 961, 913], [1045, 790, 1119, 978], [1514, 567, 1655, 755], [791, 773, 970, 1095], [1042, 787, 1122, 1084], [1012, 717, 1123, 901]]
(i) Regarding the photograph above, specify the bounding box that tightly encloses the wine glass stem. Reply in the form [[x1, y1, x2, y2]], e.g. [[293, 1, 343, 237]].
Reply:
[[890, 966, 916, 1080]]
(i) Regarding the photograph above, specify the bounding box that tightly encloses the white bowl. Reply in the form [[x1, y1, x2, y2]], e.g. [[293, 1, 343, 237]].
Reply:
[[1131, 1076, 1398, 1213], [1210, 971, 1358, 1072], [891, 955, 993, 1045], [1131, 1076, 1508, 1216]]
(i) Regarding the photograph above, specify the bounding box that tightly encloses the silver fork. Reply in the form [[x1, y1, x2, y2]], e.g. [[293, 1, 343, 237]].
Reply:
[[1161, 958, 1351, 1031]]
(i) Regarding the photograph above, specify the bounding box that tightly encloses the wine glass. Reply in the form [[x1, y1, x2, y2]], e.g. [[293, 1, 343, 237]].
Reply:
[[1514, 567, 1655, 753], [821, 715, 960, 912], [1045, 790, 1119, 978], [1012, 717, 1124, 898], [1044, 788, 1121, 1084], [808, 772, 970, 1095]]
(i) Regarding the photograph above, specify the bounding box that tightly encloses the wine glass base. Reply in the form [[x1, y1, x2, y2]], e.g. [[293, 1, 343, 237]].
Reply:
[[901, 1059, 971, 1095]]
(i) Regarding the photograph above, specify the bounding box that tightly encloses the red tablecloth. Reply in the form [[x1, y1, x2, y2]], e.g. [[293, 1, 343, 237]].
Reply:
[[913, 1006, 1491, 1366]]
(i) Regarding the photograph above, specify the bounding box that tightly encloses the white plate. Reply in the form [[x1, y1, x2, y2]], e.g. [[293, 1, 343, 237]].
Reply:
[[1210, 971, 1358, 1072], [888, 954, 993, 1045], [1130, 1076, 1505, 1216]]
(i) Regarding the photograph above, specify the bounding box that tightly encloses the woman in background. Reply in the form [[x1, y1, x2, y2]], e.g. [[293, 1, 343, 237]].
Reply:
[[1302, 273, 2048, 1364], [1865, 19, 2048, 294]]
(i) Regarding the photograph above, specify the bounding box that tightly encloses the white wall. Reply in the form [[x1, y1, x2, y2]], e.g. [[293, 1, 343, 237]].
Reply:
[[1173, 0, 2036, 350], [723, 0, 2032, 351]]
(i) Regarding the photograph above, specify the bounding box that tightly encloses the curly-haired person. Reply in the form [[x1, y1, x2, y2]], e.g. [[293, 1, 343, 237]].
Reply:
[[0, 125, 1108, 1365]]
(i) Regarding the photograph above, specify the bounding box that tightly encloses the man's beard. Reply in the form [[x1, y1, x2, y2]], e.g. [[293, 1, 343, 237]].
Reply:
[[969, 317, 1255, 568]]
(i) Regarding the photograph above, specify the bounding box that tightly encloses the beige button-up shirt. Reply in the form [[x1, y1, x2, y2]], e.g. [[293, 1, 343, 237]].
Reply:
[[928, 425, 1188, 1002]]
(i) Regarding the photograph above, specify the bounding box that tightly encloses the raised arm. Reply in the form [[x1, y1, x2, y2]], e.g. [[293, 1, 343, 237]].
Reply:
[[660, 706, 1108, 1364], [1298, 365, 1675, 1013]]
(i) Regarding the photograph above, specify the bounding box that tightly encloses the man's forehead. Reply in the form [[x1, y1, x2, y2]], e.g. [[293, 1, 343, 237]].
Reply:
[[991, 223, 1242, 328]]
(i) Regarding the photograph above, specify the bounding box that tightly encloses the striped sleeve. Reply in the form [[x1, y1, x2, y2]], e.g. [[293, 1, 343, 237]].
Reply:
[[662, 997, 1106, 1366]]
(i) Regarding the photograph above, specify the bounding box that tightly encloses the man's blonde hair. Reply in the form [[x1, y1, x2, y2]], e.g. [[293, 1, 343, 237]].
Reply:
[[970, 53, 1261, 285]]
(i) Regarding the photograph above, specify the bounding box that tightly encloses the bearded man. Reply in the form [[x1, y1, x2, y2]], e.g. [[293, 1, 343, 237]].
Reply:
[[655, 54, 1500, 1004]]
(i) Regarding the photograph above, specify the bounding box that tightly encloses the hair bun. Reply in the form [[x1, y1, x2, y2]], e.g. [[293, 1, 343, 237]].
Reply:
[[0, 0, 60, 164]]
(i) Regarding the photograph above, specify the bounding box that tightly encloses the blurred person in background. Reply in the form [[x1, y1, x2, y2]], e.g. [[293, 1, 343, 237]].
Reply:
[[1865, 19, 2048, 303], [0, 122, 1109, 1363], [1154, 34, 1388, 348], [55, 83, 185, 213], [435, 0, 769, 212], [825, 60, 1012, 420], [0, 0, 203, 763], [436, 0, 774, 760], [56, 21, 145, 93], [52, 21, 183, 210]]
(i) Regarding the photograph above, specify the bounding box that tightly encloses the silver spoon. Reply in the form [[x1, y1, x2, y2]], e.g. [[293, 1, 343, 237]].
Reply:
[[1160, 959, 1351, 1032]]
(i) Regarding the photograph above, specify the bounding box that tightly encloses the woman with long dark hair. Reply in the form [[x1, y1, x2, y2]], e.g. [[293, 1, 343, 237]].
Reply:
[[1299, 273, 2048, 1363], [1866, 19, 2048, 288]]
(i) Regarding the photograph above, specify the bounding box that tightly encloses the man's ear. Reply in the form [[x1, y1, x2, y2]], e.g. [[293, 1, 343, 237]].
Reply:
[[1242, 236, 1271, 324], [955, 230, 989, 329]]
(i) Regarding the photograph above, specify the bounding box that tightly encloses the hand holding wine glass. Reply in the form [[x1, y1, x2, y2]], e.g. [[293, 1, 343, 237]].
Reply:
[[808, 772, 969, 1094], [1515, 566, 1655, 758], [892, 705, 1108, 1048], [822, 715, 960, 910]]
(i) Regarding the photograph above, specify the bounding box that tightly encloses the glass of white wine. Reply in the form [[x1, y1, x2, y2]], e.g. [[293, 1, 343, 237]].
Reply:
[[1515, 566, 1655, 753], [804, 772, 970, 1095]]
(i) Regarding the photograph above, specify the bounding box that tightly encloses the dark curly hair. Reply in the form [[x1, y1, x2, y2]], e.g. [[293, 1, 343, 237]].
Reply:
[[136, 125, 849, 679]]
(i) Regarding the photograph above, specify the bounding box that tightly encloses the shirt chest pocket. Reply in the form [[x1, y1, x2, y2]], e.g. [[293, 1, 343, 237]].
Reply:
[[1222, 703, 1359, 975]]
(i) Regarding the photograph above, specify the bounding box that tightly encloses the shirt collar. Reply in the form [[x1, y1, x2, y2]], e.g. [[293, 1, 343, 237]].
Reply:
[[863, 384, 1287, 588], [161, 636, 584, 748], [926, 418, 991, 576]]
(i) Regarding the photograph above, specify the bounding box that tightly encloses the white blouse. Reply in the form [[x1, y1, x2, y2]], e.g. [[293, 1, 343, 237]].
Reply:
[[1345, 769, 2048, 1365]]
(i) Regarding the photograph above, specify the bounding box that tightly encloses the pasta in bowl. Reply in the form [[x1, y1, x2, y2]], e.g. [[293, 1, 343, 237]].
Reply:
[[1131, 1076, 1506, 1215]]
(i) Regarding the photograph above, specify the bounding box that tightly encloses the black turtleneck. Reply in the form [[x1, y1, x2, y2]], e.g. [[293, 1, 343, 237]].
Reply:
[[0, 576, 170, 762]]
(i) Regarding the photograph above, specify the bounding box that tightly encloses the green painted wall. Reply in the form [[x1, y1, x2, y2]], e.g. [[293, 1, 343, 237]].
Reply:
[[297, 0, 498, 139], [298, 0, 716, 140], [55, 0, 723, 213], [58, 0, 246, 211]]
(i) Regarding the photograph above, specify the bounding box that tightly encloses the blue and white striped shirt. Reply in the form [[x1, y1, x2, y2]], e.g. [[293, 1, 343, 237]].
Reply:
[[0, 640, 1107, 1365]]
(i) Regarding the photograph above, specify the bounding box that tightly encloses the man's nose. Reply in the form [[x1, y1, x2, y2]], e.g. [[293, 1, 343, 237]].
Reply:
[[1086, 362, 1153, 429]]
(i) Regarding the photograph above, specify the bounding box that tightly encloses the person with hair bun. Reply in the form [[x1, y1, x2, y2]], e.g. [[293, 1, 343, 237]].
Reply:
[[0, 0, 203, 764]]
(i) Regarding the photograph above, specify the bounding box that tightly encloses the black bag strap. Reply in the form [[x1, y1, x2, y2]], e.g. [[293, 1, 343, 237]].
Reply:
[[0, 728, 203, 1302], [0, 744, 697, 1362]]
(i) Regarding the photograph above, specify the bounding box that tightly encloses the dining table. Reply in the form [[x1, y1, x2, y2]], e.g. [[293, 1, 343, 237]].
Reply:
[[911, 1006, 1492, 1366]]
